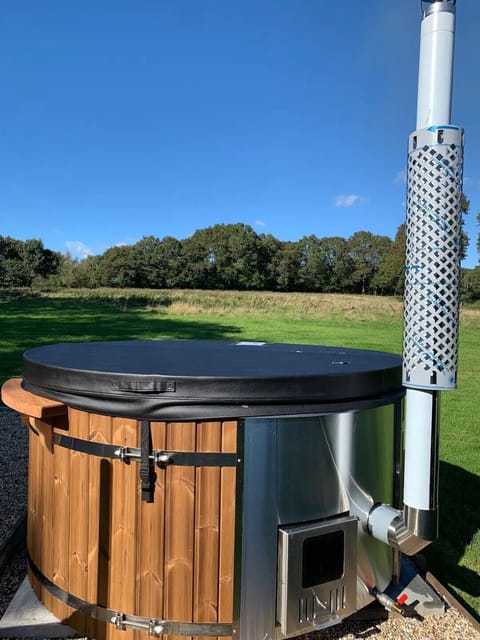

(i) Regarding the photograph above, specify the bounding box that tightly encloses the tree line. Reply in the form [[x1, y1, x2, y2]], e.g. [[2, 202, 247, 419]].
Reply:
[[27, 225, 406, 295], [1, 217, 480, 300], [0, 236, 61, 288]]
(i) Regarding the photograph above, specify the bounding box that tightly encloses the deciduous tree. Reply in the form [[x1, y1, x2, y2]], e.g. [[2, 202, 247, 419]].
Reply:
[[348, 231, 392, 294], [374, 224, 405, 295]]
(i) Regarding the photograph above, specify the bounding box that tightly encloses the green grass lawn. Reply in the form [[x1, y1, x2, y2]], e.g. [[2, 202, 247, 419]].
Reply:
[[1, 288, 479, 617]]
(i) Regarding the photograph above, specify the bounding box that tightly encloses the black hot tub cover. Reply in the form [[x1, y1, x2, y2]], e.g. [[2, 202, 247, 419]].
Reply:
[[22, 340, 403, 420]]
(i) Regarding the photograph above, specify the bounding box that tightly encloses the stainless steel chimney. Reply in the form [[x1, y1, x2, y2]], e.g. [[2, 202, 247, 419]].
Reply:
[[368, 0, 464, 555]]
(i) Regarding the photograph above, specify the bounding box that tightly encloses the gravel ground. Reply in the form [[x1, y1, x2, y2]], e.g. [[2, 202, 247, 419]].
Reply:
[[1, 404, 479, 640], [296, 606, 480, 640], [0, 548, 26, 620], [0, 407, 27, 547]]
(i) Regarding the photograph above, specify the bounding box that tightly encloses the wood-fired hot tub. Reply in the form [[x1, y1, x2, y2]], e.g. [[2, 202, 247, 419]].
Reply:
[[2, 340, 404, 640]]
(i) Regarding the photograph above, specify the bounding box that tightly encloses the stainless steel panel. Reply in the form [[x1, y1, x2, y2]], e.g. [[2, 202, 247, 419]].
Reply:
[[238, 418, 279, 640], [341, 405, 396, 599], [238, 403, 399, 639], [276, 417, 349, 523]]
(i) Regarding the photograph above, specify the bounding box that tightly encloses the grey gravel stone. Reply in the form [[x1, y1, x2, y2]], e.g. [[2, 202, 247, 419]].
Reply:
[[296, 606, 480, 639], [0, 407, 27, 549]]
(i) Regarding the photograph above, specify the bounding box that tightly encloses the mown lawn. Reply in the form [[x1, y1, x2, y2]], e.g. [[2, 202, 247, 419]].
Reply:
[[0, 288, 479, 617]]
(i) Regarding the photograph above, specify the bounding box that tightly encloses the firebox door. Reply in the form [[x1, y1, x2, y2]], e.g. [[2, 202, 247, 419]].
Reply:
[[276, 516, 358, 636]]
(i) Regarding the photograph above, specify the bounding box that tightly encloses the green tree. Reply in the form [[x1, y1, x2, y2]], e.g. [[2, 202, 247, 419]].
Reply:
[[298, 235, 329, 292], [133, 236, 185, 289], [374, 224, 405, 295], [274, 241, 303, 291], [54, 253, 78, 288], [477, 211, 480, 261], [180, 231, 217, 289], [96, 245, 140, 288], [75, 255, 103, 288], [209, 223, 268, 290], [160, 237, 185, 288], [258, 234, 283, 290], [318, 236, 354, 292], [348, 231, 392, 294], [134, 236, 165, 288], [41, 249, 62, 279], [180, 224, 267, 290], [0, 236, 60, 287], [461, 267, 480, 303], [21, 239, 48, 285], [459, 194, 470, 261], [56, 254, 102, 288], [0, 236, 25, 286]]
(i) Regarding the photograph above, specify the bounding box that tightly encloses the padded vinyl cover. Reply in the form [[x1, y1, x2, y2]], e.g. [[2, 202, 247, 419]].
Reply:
[[22, 340, 403, 420]]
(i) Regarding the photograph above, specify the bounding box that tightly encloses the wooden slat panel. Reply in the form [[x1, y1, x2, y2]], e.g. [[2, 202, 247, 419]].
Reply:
[[88, 413, 113, 640], [67, 409, 90, 633], [218, 421, 237, 639], [40, 425, 56, 614], [1, 378, 66, 419], [136, 421, 167, 620], [52, 417, 72, 622], [106, 417, 138, 640], [194, 422, 221, 640], [164, 422, 196, 640], [26, 410, 237, 640], [27, 429, 42, 600]]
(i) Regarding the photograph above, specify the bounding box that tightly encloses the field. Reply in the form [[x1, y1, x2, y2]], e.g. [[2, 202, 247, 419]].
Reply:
[[0, 288, 479, 617]]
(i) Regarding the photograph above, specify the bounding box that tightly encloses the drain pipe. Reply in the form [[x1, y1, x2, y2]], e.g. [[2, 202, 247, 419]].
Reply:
[[368, 0, 464, 555]]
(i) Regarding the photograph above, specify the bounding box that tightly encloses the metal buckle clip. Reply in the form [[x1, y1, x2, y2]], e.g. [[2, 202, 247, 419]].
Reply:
[[111, 612, 126, 631]]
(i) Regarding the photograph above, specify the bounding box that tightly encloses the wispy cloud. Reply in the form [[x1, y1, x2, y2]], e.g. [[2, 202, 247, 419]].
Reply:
[[393, 170, 407, 185], [254, 219, 266, 227], [334, 194, 362, 208], [65, 241, 94, 260], [462, 176, 480, 190], [114, 237, 138, 248]]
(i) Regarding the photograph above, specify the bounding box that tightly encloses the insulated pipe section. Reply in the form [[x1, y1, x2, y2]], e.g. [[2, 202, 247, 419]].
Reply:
[[368, 0, 463, 556], [403, 390, 439, 514], [368, 390, 440, 555], [417, 2, 455, 130]]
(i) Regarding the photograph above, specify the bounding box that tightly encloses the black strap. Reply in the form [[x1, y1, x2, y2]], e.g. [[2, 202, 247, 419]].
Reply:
[[140, 420, 156, 502], [29, 426, 237, 467]]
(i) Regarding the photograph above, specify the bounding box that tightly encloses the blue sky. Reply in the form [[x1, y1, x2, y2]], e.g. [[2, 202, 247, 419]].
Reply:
[[1, 0, 479, 267]]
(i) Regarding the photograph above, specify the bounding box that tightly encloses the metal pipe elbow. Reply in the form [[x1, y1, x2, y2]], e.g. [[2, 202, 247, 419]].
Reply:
[[367, 503, 438, 556]]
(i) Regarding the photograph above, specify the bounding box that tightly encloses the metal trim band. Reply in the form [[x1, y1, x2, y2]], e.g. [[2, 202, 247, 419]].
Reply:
[[27, 554, 233, 637], [423, 2, 455, 19], [28, 426, 237, 467]]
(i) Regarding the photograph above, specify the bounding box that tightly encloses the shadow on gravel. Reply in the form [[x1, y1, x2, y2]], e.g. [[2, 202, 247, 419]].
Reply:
[[425, 460, 480, 619]]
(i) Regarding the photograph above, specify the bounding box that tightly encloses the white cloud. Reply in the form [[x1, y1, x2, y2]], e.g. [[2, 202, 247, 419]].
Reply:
[[114, 237, 138, 248], [334, 194, 361, 208], [393, 170, 407, 185], [65, 241, 94, 260], [254, 219, 266, 227]]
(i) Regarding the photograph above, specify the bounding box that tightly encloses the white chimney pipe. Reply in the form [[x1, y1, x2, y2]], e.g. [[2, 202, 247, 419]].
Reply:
[[416, 2, 455, 129], [368, 0, 464, 555]]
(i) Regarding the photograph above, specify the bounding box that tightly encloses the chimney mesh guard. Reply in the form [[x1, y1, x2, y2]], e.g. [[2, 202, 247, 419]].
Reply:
[[403, 127, 463, 390]]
